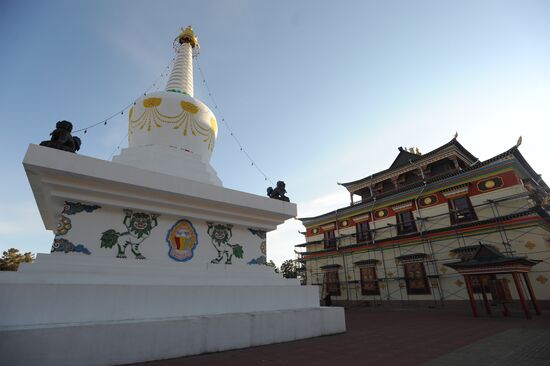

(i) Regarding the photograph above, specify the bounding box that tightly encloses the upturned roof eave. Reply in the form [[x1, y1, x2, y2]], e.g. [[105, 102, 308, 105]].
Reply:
[[299, 146, 543, 227], [340, 138, 478, 189]]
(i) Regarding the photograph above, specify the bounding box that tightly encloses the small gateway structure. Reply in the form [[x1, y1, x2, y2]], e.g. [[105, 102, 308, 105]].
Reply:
[[0, 27, 345, 366]]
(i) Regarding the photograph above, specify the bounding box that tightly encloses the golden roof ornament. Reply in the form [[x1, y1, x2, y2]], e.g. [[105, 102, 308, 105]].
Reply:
[[175, 26, 199, 48]]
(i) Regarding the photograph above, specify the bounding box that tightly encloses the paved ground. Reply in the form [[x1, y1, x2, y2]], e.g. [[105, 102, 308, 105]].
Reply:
[[424, 328, 550, 366], [132, 305, 550, 366]]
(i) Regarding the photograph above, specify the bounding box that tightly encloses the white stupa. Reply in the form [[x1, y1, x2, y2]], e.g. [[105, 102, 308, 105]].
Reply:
[[0, 26, 345, 366], [113, 27, 221, 186]]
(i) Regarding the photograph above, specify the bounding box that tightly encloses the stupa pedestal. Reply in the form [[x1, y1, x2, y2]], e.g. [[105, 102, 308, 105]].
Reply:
[[0, 26, 345, 365], [0, 146, 344, 365]]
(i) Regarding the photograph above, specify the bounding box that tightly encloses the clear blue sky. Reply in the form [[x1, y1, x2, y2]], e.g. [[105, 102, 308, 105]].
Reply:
[[1, 0, 549, 265]]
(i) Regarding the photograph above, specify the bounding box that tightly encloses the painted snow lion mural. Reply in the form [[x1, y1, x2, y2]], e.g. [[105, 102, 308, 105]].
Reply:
[[207, 222, 244, 264], [100, 209, 159, 259]]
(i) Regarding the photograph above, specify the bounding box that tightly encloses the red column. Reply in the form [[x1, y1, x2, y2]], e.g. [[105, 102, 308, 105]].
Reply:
[[464, 275, 478, 317], [512, 273, 531, 320], [523, 273, 542, 316]]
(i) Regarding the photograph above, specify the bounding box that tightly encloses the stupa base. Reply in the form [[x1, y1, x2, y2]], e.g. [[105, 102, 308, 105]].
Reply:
[[0, 307, 345, 366]]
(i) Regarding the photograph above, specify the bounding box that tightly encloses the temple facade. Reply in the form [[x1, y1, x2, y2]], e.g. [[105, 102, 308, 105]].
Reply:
[[296, 138, 550, 308]]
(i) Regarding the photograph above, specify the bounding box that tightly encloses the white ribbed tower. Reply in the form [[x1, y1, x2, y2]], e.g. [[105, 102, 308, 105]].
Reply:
[[113, 26, 222, 186], [165, 34, 194, 95]]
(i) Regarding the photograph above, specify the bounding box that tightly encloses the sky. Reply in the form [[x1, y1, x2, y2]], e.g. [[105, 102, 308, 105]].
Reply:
[[1, 0, 549, 266]]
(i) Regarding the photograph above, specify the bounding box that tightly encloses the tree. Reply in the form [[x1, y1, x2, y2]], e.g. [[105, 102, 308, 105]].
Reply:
[[0, 248, 35, 271], [267, 260, 279, 273], [280, 259, 298, 279]]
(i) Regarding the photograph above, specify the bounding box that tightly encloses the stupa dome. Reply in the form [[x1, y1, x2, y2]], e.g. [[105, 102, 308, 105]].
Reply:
[[128, 91, 217, 162]]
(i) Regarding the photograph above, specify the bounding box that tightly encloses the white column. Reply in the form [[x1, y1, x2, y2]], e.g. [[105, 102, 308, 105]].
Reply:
[[165, 43, 193, 96]]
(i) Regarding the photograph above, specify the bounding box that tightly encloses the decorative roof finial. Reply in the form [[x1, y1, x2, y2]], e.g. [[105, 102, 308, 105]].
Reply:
[[454, 131, 458, 139], [516, 136, 522, 147], [175, 26, 199, 48]]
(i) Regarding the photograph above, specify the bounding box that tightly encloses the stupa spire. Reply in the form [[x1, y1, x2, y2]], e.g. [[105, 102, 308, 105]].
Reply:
[[165, 26, 199, 96]]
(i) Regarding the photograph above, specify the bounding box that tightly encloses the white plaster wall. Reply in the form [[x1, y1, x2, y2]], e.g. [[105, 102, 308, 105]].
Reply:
[[419, 203, 451, 231], [0, 283, 321, 327], [0, 307, 346, 366], [471, 185, 528, 219], [52, 202, 266, 268]]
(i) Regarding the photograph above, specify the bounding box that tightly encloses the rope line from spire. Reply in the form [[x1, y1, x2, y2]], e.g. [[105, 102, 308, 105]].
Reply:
[[195, 59, 274, 186], [108, 133, 129, 160], [74, 56, 177, 134]]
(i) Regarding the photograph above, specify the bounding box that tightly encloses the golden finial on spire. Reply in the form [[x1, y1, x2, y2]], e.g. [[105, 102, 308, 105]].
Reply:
[[175, 26, 199, 48]]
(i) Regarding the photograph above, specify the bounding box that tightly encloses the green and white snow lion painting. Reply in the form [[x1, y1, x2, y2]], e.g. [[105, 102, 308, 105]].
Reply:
[[100, 209, 159, 259], [207, 222, 243, 264]]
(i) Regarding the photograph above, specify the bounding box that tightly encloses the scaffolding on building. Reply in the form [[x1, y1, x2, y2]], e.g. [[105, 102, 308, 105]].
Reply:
[[295, 190, 550, 308]]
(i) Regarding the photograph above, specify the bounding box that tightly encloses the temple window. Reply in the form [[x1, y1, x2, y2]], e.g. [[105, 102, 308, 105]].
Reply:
[[355, 221, 371, 244], [396, 210, 418, 235], [374, 179, 395, 195], [360, 266, 380, 295], [323, 230, 336, 249], [323, 270, 341, 296], [399, 171, 422, 186], [427, 159, 455, 178], [448, 196, 477, 224], [403, 262, 431, 295]]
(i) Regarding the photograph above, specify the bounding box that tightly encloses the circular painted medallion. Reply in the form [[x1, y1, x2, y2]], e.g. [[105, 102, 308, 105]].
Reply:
[[484, 180, 496, 189]]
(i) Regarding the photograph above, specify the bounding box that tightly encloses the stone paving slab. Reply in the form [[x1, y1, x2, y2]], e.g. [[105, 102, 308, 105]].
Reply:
[[423, 328, 550, 366], [131, 306, 550, 366]]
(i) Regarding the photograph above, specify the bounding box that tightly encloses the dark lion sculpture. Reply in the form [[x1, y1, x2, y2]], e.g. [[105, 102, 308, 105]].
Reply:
[[40, 120, 81, 153], [267, 181, 290, 202]]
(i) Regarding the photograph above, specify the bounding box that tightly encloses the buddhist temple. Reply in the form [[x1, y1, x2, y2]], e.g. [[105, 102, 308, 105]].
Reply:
[[296, 137, 550, 314]]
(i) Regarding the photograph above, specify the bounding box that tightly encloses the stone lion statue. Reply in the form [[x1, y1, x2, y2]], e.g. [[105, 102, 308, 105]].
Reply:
[[40, 120, 81, 153], [267, 181, 290, 202]]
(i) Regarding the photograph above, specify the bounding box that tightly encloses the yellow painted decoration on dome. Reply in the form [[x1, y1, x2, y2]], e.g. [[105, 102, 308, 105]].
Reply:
[[210, 117, 218, 135], [143, 97, 162, 108], [128, 97, 216, 151], [180, 101, 199, 113]]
